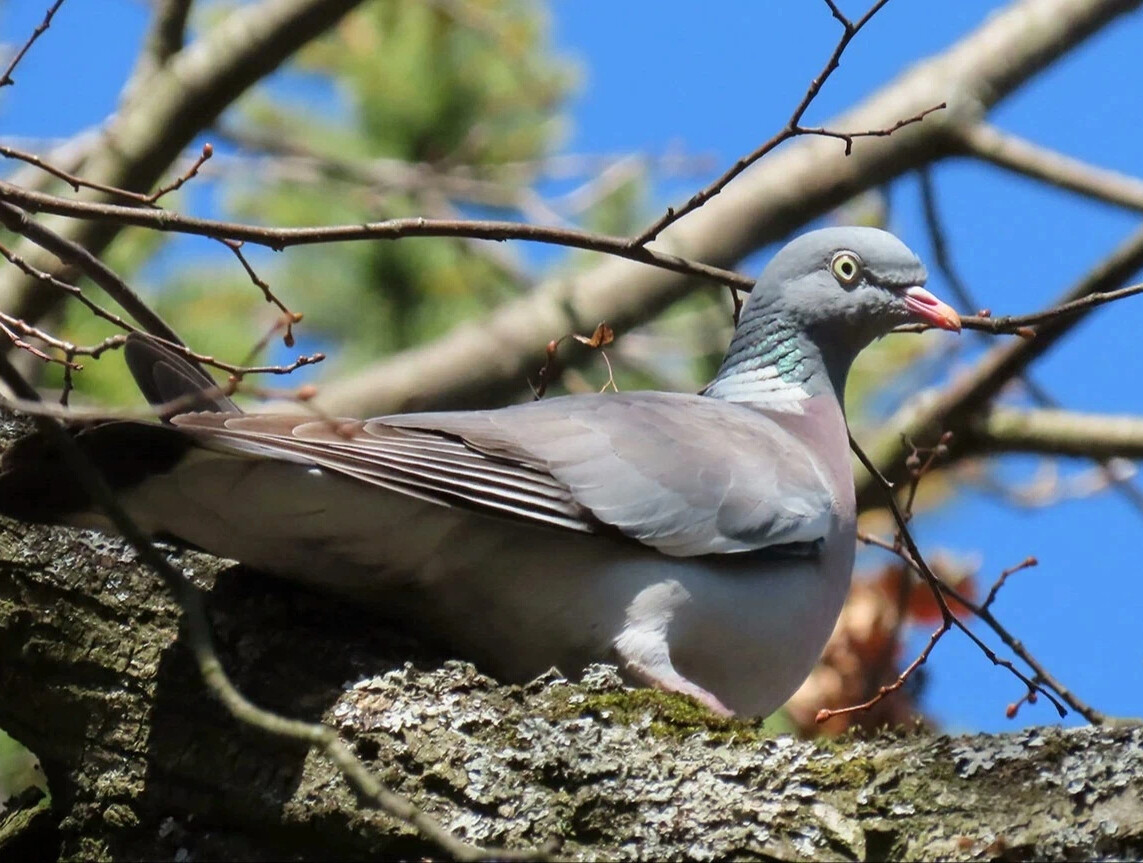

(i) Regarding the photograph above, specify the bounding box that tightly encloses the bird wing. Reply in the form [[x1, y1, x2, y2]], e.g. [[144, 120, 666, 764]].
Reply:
[[171, 391, 836, 557]]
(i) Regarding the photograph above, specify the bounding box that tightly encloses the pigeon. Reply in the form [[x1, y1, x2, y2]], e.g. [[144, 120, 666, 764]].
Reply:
[[0, 227, 960, 716]]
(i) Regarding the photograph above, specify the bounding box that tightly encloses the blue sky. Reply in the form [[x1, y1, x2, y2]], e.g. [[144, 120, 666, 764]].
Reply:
[[1, 0, 1141, 732]]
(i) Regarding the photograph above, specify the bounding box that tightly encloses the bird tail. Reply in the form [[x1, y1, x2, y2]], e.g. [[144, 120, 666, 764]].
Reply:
[[123, 333, 239, 416], [0, 335, 231, 524]]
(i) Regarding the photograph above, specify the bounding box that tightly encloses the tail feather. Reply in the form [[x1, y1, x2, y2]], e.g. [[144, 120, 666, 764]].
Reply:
[[124, 334, 239, 416]]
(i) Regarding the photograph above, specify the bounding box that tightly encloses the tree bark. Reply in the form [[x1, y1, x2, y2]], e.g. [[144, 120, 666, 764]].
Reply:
[[1, 414, 1141, 861]]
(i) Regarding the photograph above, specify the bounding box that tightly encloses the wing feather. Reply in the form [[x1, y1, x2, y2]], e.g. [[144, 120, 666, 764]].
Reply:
[[170, 391, 838, 557]]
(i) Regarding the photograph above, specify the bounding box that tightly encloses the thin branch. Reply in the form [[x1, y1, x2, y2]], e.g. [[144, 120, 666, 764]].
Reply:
[[146, 0, 195, 68], [0, 312, 124, 369], [0, 201, 185, 344], [849, 432, 1067, 717], [218, 239, 304, 344], [0, 145, 151, 201], [2, 140, 215, 206], [982, 556, 1038, 611], [0, 0, 66, 88], [817, 617, 950, 724], [794, 103, 947, 157], [147, 141, 214, 203], [631, 0, 907, 245], [903, 281, 1143, 336], [957, 122, 1143, 214], [0, 180, 754, 290]]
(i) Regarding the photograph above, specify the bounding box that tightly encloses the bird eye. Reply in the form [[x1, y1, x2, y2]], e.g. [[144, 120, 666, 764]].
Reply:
[[831, 251, 862, 286]]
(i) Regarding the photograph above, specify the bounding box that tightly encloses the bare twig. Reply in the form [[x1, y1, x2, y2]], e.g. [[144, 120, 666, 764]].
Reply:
[[147, 142, 214, 204], [0, 180, 754, 290], [982, 556, 1038, 611], [848, 432, 1067, 718], [0, 201, 185, 344], [817, 617, 950, 724], [0, 145, 153, 202], [630, 0, 926, 245], [219, 239, 302, 345], [0, 311, 124, 369], [795, 103, 947, 157], [0, 0, 66, 88], [899, 281, 1143, 336], [2, 140, 215, 207]]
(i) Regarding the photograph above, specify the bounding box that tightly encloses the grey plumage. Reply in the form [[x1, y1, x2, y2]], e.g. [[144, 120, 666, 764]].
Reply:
[[0, 227, 960, 716]]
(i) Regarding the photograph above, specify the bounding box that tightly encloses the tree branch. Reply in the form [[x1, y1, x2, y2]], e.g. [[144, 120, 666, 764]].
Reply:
[[964, 406, 1143, 460], [0, 181, 753, 290], [956, 122, 1143, 213], [315, 0, 1143, 416], [144, 0, 195, 68], [0, 0, 65, 88], [0, 0, 366, 330], [4, 485, 1137, 859]]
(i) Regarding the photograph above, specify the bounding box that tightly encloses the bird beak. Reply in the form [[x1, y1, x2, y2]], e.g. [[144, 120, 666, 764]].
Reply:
[[902, 286, 961, 332]]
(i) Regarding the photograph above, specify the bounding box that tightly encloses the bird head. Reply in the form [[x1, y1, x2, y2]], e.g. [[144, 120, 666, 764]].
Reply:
[[746, 225, 960, 347], [710, 227, 960, 405]]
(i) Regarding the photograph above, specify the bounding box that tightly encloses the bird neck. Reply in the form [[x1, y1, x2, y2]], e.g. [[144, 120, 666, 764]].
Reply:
[[703, 314, 848, 412]]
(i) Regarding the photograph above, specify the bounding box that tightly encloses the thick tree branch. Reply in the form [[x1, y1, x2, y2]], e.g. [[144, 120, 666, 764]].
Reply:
[[956, 122, 1143, 213], [964, 406, 1143, 460], [144, 0, 195, 69], [315, 0, 1143, 416], [1, 481, 1140, 859], [0, 0, 365, 329]]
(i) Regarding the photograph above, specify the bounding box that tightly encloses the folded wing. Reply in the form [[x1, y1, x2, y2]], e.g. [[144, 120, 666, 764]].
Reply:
[[172, 391, 835, 558]]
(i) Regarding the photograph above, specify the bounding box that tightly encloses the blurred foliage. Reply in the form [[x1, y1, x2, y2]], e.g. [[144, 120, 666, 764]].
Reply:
[[53, 0, 585, 399]]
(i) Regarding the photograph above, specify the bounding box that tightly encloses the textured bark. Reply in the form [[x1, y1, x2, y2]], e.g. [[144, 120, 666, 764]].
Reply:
[[1, 414, 1141, 861]]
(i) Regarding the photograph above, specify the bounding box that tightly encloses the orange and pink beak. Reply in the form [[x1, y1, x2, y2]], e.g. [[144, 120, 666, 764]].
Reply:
[[903, 286, 961, 332]]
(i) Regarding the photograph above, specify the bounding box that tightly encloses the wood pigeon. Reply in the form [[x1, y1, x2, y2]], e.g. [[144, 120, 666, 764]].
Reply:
[[0, 227, 960, 716]]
